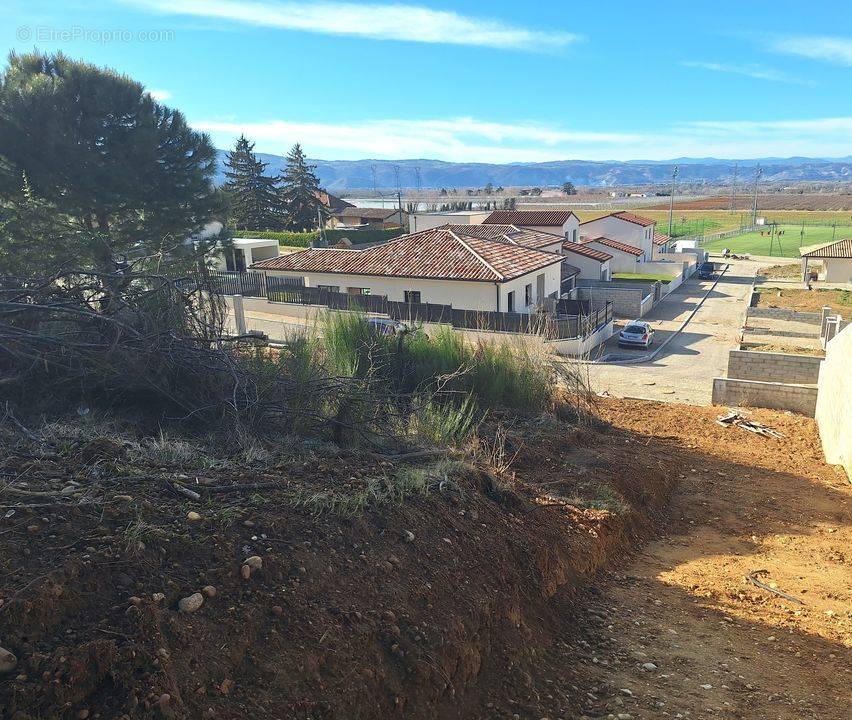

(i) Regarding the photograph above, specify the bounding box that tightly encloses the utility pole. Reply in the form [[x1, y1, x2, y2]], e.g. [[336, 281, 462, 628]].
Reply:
[[414, 166, 422, 192], [751, 165, 762, 227], [394, 165, 403, 227], [370, 164, 378, 195], [730, 161, 738, 213], [667, 165, 679, 238]]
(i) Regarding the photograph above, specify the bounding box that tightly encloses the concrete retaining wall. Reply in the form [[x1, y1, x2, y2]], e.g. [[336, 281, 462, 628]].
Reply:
[[727, 350, 822, 385], [747, 307, 822, 324], [711, 378, 818, 416], [816, 325, 852, 479], [574, 285, 651, 318]]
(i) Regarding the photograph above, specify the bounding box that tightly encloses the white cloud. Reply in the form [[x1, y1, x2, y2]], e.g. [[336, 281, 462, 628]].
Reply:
[[149, 89, 172, 102], [192, 115, 852, 162], [768, 35, 852, 66], [122, 0, 580, 51], [679, 60, 811, 85]]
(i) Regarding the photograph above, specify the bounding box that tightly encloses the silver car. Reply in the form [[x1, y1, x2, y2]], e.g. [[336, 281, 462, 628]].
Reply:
[[618, 321, 655, 349]]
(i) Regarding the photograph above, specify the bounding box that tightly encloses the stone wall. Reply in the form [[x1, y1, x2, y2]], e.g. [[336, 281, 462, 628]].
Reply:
[[727, 350, 822, 385], [816, 325, 852, 479], [711, 378, 818, 416]]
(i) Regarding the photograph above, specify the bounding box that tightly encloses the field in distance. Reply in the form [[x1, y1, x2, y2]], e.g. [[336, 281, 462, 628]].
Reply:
[[702, 224, 852, 258]]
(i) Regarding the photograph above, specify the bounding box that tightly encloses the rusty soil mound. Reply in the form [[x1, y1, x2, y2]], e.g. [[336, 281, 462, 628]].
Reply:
[[0, 408, 682, 720]]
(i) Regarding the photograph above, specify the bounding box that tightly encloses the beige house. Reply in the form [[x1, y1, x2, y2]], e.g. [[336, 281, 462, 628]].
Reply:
[[409, 210, 491, 233], [578, 211, 656, 259], [484, 210, 580, 242], [579, 236, 644, 273], [251, 227, 564, 313], [800, 239, 852, 285], [561, 242, 612, 281]]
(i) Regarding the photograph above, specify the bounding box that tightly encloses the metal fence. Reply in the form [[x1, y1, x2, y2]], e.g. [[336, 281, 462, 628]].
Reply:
[[215, 271, 612, 341]]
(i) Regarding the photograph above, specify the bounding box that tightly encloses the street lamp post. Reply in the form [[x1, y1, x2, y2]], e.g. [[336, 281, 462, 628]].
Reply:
[[668, 165, 679, 239], [751, 165, 762, 227]]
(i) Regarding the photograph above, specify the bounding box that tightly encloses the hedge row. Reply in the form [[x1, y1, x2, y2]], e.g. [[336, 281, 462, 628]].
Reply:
[[233, 227, 405, 247]]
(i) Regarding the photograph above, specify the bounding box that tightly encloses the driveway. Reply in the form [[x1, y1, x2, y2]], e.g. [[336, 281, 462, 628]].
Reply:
[[583, 259, 762, 405]]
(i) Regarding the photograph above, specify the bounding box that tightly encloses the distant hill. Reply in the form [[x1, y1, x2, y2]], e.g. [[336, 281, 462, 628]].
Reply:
[[214, 151, 851, 190]]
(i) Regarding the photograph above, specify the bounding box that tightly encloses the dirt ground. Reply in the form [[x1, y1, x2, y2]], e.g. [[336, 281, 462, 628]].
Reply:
[[756, 287, 851, 313], [562, 400, 851, 720], [0, 400, 848, 719]]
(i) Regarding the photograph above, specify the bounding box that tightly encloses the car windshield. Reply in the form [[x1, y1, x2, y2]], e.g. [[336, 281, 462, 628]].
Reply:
[[624, 325, 646, 334]]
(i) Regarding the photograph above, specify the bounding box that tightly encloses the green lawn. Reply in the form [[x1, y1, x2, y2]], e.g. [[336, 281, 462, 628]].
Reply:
[[702, 225, 852, 258], [656, 218, 724, 238], [612, 272, 674, 283]]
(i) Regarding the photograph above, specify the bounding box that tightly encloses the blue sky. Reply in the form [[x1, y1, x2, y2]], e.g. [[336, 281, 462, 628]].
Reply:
[[3, 0, 852, 162]]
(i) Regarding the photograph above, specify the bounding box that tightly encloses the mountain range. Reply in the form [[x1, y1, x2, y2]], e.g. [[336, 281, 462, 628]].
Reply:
[[215, 152, 851, 191]]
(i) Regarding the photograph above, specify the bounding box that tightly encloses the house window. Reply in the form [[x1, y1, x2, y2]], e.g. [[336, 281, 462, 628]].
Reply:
[[404, 290, 421, 304], [317, 285, 340, 293], [347, 287, 371, 295], [572, 229, 578, 243], [524, 283, 533, 307], [225, 248, 246, 272], [507, 290, 516, 313]]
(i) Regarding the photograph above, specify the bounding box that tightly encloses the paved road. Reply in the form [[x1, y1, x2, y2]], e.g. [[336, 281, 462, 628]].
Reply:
[[584, 259, 763, 405]]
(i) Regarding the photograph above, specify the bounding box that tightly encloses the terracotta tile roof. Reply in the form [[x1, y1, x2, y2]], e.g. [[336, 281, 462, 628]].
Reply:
[[561, 242, 612, 263], [580, 211, 655, 227], [580, 236, 644, 257], [251, 228, 563, 282], [799, 238, 852, 258], [653, 231, 670, 245], [315, 190, 354, 211], [483, 210, 576, 227], [442, 223, 563, 250]]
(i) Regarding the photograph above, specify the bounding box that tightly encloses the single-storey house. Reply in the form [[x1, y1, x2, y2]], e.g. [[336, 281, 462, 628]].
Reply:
[[653, 231, 672, 256], [580, 236, 644, 273], [578, 211, 656, 258], [484, 210, 580, 242], [333, 207, 405, 228], [440, 223, 564, 254], [251, 227, 564, 313], [561, 242, 612, 282], [800, 239, 852, 285], [409, 210, 491, 233], [216, 237, 280, 272]]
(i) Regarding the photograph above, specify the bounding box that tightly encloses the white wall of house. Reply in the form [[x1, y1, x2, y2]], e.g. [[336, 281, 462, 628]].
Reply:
[[580, 216, 654, 258], [409, 211, 490, 233], [214, 238, 280, 271], [581, 241, 640, 273], [262, 262, 561, 313], [561, 251, 611, 281], [517, 216, 578, 240], [823, 258, 852, 283]]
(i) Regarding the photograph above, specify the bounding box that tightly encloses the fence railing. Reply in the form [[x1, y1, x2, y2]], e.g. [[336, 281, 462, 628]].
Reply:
[[212, 271, 611, 341]]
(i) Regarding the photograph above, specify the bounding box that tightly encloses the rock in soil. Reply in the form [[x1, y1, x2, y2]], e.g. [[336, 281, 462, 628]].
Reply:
[[201, 585, 217, 598], [178, 593, 204, 613], [0, 646, 17, 674]]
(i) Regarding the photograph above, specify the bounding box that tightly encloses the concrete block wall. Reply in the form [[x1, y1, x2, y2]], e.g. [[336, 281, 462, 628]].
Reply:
[[746, 307, 822, 324], [816, 325, 852, 479], [574, 285, 650, 318], [712, 378, 818, 416], [727, 350, 823, 384]]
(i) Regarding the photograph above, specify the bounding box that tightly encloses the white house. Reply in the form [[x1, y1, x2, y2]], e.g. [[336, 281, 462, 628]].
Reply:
[[408, 210, 491, 233], [251, 227, 564, 313], [561, 242, 612, 281], [484, 210, 580, 242], [800, 239, 852, 285], [653, 231, 672, 257], [216, 237, 280, 272], [580, 236, 644, 273], [578, 211, 656, 259]]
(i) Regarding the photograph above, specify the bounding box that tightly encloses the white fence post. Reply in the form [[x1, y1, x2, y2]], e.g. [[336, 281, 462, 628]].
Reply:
[[232, 294, 247, 335]]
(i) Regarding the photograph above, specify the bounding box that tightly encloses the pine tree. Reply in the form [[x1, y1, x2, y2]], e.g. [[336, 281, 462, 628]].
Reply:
[[223, 136, 280, 230], [0, 51, 220, 274], [277, 143, 327, 232]]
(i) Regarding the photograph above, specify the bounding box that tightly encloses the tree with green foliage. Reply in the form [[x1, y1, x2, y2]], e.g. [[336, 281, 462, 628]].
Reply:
[[223, 135, 281, 230], [277, 143, 326, 232], [562, 181, 577, 195], [0, 51, 222, 278]]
